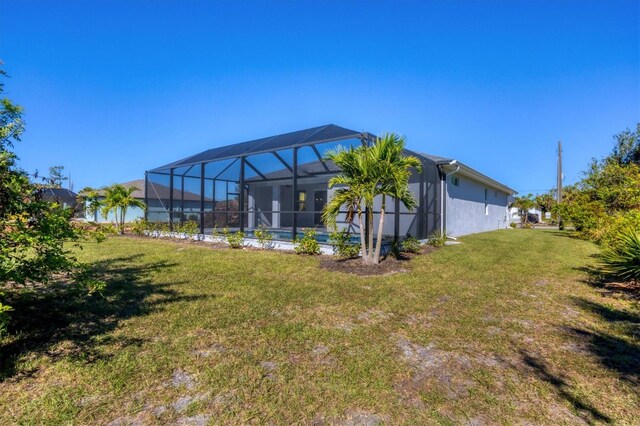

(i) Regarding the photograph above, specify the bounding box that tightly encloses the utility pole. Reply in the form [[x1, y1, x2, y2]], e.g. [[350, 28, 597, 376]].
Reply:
[[557, 141, 563, 229]]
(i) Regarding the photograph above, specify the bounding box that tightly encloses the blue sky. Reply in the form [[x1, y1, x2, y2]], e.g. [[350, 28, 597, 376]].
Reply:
[[1, 0, 638, 193]]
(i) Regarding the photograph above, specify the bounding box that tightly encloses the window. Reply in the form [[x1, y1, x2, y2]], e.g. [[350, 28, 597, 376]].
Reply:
[[297, 191, 306, 212], [451, 176, 460, 186]]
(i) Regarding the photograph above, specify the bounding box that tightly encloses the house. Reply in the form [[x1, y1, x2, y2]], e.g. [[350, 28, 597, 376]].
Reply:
[[84, 180, 147, 223], [509, 206, 548, 224], [146, 124, 515, 240], [41, 187, 80, 212]]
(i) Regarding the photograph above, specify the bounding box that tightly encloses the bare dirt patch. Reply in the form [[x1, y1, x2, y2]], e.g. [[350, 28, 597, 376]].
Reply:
[[337, 409, 386, 426], [319, 256, 410, 276], [171, 369, 196, 390], [394, 336, 507, 406]]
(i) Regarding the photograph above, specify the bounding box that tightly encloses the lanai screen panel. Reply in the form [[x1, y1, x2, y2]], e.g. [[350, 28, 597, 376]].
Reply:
[[145, 125, 454, 240], [146, 171, 171, 223]]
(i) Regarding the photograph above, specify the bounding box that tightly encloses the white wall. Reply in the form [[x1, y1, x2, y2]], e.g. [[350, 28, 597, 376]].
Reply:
[[445, 175, 510, 237]]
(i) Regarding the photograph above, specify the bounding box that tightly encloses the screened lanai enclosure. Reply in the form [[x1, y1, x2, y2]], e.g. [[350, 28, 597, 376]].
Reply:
[[146, 124, 442, 242]]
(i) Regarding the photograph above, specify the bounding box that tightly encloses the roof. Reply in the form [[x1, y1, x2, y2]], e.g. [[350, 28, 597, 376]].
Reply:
[[41, 187, 78, 198], [414, 152, 454, 164], [149, 124, 363, 172], [147, 124, 515, 195], [146, 180, 209, 202], [418, 153, 516, 195], [84, 180, 146, 199], [115, 180, 145, 199]]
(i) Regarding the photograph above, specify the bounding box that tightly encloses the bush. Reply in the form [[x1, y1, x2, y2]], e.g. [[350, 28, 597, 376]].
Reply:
[[428, 230, 448, 247], [152, 222, 170, 237], [589, 210, 640, 250], [523, 222, 534, 229], [253, 225, 273, 249], [131, 218, 149, 236], [329, 229, 360, 258], [600, 230, 640, 283], [402, 235, 422, 253], [223, 228, 245, 249], [509, 222, 517, 229], [294, 228, 321, 255], [178, 220, 199, 239]]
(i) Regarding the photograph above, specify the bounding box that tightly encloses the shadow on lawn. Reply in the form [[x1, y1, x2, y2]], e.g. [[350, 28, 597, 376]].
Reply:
[[0, 253, 202, 381], [569, 297, 640, 387], [519, 350, 613, 424]]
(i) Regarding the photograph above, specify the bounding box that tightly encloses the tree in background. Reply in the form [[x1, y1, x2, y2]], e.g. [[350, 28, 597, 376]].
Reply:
[[0, 65, 103, 336], [47, 165, 67, 188], [554, 123, 640, 286], [512, 194, 535, 226], [101, 184, 145, 234], [323, 134, 421, 265], [535, 192, 556, 222], [78, 186, 103, 221], [610, 123, 640, 166]]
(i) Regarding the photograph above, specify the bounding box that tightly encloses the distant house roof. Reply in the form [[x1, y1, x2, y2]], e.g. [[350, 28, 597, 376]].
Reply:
[[41, 187, 78, 199], [115, 180, 145, 199], [147, 180, 209, 202], [83, 180, 145, 199]]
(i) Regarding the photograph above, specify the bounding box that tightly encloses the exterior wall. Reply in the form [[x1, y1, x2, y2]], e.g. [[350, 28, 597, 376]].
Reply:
[[445, 175, 510, 237]]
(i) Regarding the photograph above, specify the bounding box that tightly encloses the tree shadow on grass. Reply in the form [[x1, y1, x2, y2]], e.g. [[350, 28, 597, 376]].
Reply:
[[0, 253, 204, 381], [574, 260, 640, 299], [567, 297, 640, 387], [518, 349, 613, 424]]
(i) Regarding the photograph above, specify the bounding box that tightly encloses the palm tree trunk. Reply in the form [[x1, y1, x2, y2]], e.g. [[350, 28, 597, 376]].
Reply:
[[120, 207, 127, 234], [367, 206, 374, 263], [373, 196, 385, 264], [357, 207, 368, 264]]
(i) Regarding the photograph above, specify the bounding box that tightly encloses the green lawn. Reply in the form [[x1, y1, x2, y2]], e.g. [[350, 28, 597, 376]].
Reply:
[[1, 230, 638, 424]]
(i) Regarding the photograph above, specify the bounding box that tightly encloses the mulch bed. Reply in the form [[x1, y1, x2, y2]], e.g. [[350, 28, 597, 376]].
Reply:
[[319, 245, 441, 276]]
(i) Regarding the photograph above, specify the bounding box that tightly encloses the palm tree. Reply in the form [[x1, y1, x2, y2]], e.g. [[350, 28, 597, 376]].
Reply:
[[78, 186, 103, 222], [512, 194, 535, 226], [101, 184, 145, 234], [323, 133, 422, 265], [369, 134, 422, 263]]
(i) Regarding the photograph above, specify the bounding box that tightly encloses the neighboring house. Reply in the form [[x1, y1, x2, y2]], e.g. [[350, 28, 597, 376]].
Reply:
[[41, 187, 80, 213], [509, 207, 548, 224], [146, 124, 515, 239], [84, 180, 147, 223]]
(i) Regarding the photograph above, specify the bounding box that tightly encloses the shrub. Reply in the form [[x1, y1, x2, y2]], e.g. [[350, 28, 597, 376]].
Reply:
[[253, 225, 273, 250], [153, 222, 170, 237], [402, 235, 422, 253], [211, 226, 221, 240], [178, 220, 199, 239], [600, 230, 640, 283], [523, 222, 534, 229], [428, 230, 448, 247], [294, 228, 321, 255], [589, 210, 640, 250], [223, 228, 245, 249], [329, 229, 360, 258], [131, 218, 149, 236], [509, 222, 517, 229]]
